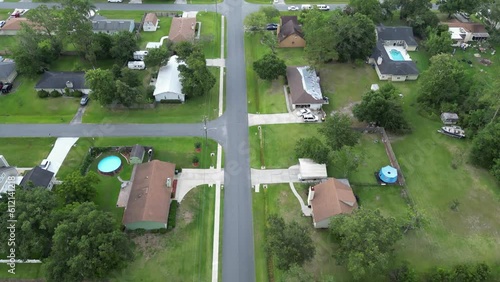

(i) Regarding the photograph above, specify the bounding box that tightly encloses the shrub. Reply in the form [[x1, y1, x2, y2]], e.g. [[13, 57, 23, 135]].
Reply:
[[50, 90, 62, 97], [167, 200, 179, 230], [73, 90, 84, 98], [195, 142, 202, 149], [64, 87, 71, 96], [192, 156, 199, 164], [37, 90, 49, 98]]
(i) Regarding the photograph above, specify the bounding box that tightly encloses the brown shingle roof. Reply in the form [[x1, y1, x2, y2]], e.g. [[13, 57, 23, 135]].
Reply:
[[144, 13, 158, 25], [168, 17, 196, 43], [278, 16, 303, 43], [443, 20, 489, 35], [122, 160, 176, 226], [311, 178, 358, 223], [2, 18, 29, 31], [286, 66, 324, 105]]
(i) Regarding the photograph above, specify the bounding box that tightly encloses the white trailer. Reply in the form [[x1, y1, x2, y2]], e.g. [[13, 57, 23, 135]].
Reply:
[[133, 50, 149, 60], [127, 61, 146, 70]]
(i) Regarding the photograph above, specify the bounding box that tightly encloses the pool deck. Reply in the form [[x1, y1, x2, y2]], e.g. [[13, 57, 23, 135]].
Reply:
[[383, 45, 412, 61]]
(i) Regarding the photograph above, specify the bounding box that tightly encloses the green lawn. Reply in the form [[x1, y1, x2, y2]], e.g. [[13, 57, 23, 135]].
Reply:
[[0, 36, 18, 52], [0, 138, 56, 167], [109, 185, 215, 281], [138, 16, 173, 49], [82, 67, 220, 123], [97, 10, 149, 22], [245, 33, 288, 114], [0, 9, 12, 20], [0, 263, 44, 279], [253, 184, 352, 281], [198, 12, 223, 59]]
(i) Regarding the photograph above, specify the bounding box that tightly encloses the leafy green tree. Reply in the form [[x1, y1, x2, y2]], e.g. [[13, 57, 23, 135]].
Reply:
[[0, 188, 59, 259], [330, 145, 364, 178], [295, 136, 330, 164], [115, 80, 145, 107], [244, 12, 266, 33], [388, 262, 416, 282], [25, 5, 61, 40], [252, 53, 286, 80], [266, 215, 315, 270], [491, 159, 500, 182], [347, 0, 383, 22], [259, 6, 280, 21], [424, 28, 453, 56], [330, 208, 402, 280], [280, 264, 315, 282], [110, 31, 138, 62], [398, 0, 432, 20], [407, 9, 439, 38], [470, 121, 500, 169], [479, 0, 500, 30], [93, 32, 113, 60], [44, 202, 133, 282], [261, 32, 278, 54], [319, 113, 360, 151], [353, 84, 410, 132], [120, 67, 142, 88], [12, 28, 61, 75], [56, 171, 99, 204], [144, 46, 171, 70], [173, 41, 200, 61], [332, 13, 376, 62], [418, 54, 469, 111], [178, 50, 216, 97], [438, 0, 485, 18], [303, 9, 338, 66], [85, 68, 117, 105]]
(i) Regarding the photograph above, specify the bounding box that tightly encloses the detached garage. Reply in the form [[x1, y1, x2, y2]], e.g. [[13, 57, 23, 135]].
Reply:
[[298, 158, 327, 181], [153, 55, 186, 103]]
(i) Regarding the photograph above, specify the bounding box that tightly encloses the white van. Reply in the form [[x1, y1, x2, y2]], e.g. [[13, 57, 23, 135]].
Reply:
[[301, 4, 312, 10], [302, 114, 319, 122], [316, 4, 330, 11], [127, 61, 146, 70], [133, 50, 149, 61]]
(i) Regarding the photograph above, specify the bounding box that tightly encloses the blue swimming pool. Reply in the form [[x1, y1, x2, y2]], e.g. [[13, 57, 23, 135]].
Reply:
[[389, 49, 405, 61], [98, 155, 122, 175]]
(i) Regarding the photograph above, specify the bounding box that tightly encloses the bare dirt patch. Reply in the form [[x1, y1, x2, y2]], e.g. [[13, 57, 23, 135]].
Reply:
[[132, 233, 163, 260], [268, 79, 285, 95], [330, 101, 361, 117]]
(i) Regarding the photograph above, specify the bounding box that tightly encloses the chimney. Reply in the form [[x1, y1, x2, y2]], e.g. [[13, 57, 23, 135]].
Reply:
[[307, 186, 315, 206], [166, 178, 172, 188], [377, 56, 383, 65], [66, 81, 73, 88]]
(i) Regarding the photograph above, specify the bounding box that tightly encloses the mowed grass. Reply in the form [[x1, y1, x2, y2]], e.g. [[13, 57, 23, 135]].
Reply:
[[0, 36, 18, 52], [0, 263, 44, 279], [0, 75, 81, 123], [198, 12, 223, 59], [82, 67, 220, 123], [245, 33, 288, 114], [109, 185, 215, 281], [0, 9, 12, 20], [138, 17, 173, 49], [253, 184, 352, 281], [0, 138, 56, 167]]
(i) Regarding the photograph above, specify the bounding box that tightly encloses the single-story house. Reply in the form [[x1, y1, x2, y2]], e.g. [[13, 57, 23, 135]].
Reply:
[[153, 55, 186, 103], [368, 26, 419, 81], [34, 71, 90, 94], [443, 21, 489, 46], [0, 18, 31, 35], [0, 155, 18, 197], [286, 66, 326, 110], [130, 144, 145, 164], [19, 166, 55, 190], [92, 19, 135, 34], [0, 61, 17, 83], [441, 112, 459, 125], [298, 158, 327, 181], [277, 16, 305, 48], [143, 13, 159, 32], [307, 178, 358, 228], [122, 160, 176, 230], [168, 17, 196, 43]]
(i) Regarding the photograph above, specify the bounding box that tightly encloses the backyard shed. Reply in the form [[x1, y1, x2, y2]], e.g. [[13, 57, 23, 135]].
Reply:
[[378, 165, 398, 184], [308, 178, 358, 228], [153, 55, 186, 103], [440, 112, 459, 125], [298, 158, 327, 181], [122, 160, 176, 230], [129, 144, 145, 164], [143, 13, 159, 32]]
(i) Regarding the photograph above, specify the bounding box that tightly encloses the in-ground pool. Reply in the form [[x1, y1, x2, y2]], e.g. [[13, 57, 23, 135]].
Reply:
[[389, 49, 405, 61], [97, 155, 122, 176]]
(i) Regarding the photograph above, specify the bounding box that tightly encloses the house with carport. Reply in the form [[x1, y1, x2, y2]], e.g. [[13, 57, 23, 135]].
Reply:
[[35, 71, 90, 94], [286, 66, 326, 110], [298, 158, 327, 181], [122, 160, 176, 230], [307, 178, 358, 228], [153, 55, 186, 103], [277, 16, 305, 48]]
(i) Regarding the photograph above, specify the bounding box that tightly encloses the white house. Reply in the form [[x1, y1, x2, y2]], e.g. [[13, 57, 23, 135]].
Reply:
[[153, 55, 185, 103], [143, 13, 159, 32], [286, 66, 326, 110], [443, 22, 489, 46], [308, 178, 358, 228]]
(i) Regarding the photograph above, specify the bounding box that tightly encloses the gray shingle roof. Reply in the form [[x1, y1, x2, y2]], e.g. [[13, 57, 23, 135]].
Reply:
[[376, 26, 418, 47], [35, 71, 87, 90], [0, 61, 16, 81], [370, 42, 419, 76], [92, 19, 135, 33], [19, 166, 54, 190]]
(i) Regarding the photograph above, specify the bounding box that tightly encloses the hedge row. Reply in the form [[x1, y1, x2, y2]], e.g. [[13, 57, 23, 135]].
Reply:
[[167, 200, 179, 230], [37, 89, 84, 99], [79, 147, 112, 175]]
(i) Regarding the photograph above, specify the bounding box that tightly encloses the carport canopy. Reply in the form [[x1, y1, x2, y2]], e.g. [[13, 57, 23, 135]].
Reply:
[[299, 158, 327, 180]]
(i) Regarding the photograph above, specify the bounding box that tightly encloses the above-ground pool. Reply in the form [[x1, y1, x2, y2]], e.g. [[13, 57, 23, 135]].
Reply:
[[389, 49, 405, 61], [98, 155, 122, 175]]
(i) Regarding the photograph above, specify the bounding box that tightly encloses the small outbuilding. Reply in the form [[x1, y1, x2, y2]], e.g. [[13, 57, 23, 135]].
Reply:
[[298, 158, 327, 181], [143, 13, 159, 32], [440, 112, 459, 125], [129, 144, 145, 164], [378, 165, 398, 184], [127, 61, 146, 70]]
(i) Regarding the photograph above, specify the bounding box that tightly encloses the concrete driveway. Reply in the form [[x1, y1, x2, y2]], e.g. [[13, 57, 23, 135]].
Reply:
[[248, 113, 302, 126], [175, 168, 224, 202], [45, 138, 79, 176], [250, 165, 300, 185]]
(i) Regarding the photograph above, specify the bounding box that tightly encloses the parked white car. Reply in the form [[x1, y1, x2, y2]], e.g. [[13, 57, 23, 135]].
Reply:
[[302, 114, 319, 122], [40, 159, 51, 170], [317, 4, 330, 11], [107, 0, 123, 3], [296, 108, 312, 117], [288, 6, 299, 11]]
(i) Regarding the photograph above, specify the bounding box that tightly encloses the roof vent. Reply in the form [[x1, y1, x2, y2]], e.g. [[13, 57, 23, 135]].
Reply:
[[66, 81, 73, 88], [377, 56, 383, 65], [166, 178, 172, 188]]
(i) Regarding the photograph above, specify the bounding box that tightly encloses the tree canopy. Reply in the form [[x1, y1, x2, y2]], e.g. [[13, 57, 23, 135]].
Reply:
[[253, 53, 287, 80], [470, 121, 500, 169], [294, 136, 330, 164], [110, 31, 138, 62], [330, 208, 402, 279], [178, 48, 216, 97], [44, 202, 133, 282], [266, 215, 315, 270], [353, 83, 410, 132], [303, 9, 338, 66], [347, 0, 384, 23], [56, 171, 99, 204], [85, 69, 117, 105], [438, 0, 485, 18], [144, 46, 172, 70], [424, 28, 453, 56], [244, 12, 267, 33], [330, 145, 365, 178], [319, 113, 360, 151]]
